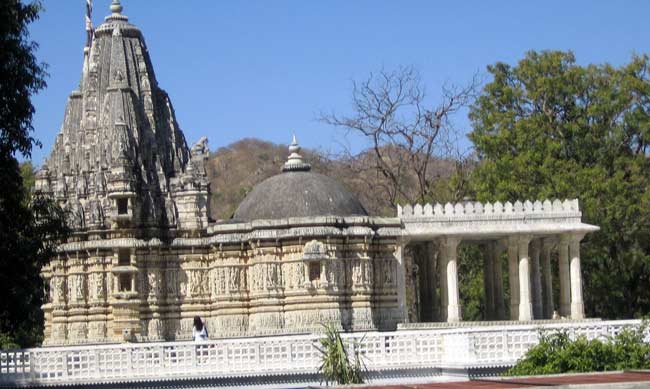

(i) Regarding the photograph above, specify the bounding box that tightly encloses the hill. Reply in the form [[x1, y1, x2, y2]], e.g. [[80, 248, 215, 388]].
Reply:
[[205, 138, 457, 220]]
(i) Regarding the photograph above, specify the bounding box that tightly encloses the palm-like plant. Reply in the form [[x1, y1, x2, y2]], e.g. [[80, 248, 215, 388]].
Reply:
[[316, 323, 364, 385]]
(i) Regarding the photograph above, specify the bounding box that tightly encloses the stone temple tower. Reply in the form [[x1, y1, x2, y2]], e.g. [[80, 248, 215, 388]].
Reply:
[[35, 1, 210, 344], [35, 1, 210, 232]]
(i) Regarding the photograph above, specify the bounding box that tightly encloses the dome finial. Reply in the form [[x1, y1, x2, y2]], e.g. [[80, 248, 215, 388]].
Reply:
[[105, 0, 128, 23], [283, 135, 311, 172], [110, 0, 123, 14]]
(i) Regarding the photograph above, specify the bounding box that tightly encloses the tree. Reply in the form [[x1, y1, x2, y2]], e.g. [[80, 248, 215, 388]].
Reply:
[[321, 66, 479, 211], [0, 0, 68, 348], [469, 50, 650, 319]]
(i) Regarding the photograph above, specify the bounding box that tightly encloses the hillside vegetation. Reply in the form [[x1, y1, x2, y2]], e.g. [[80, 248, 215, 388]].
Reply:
[[205, 138, 458, 220]]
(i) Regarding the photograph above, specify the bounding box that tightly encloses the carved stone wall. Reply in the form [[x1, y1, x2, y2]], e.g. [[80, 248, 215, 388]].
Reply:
[[42, 217, 403, 345]]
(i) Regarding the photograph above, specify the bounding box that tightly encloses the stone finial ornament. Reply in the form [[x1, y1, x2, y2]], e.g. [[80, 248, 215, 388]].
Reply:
[[282, 135, 311, 172], [110, 0, 123, 14]]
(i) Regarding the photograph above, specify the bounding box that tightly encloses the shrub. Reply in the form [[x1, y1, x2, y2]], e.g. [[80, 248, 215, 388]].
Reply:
[[316, 323, 364, 385], [507, 323, 650, 376]]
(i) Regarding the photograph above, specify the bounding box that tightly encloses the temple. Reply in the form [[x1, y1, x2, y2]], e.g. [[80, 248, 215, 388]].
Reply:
[[34, 1, 598, 346]]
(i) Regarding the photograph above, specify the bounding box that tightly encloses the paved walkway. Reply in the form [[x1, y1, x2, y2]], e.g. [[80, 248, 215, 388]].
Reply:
[[343, 371, 650, 388]]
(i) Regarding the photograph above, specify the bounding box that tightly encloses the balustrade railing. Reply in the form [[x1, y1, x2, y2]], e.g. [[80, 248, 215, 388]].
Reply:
[[0, 320, 643, 387], [398, 199, 581, 219]]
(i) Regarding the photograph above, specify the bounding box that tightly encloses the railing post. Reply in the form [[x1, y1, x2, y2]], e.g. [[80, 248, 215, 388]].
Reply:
[[126, 345, 133, 377], [159, 345, 165, 371], [503, 329, 510, 361], [28, 350, 35, 381], [94, 349, 101, 379], [61, 350, 68, 380]]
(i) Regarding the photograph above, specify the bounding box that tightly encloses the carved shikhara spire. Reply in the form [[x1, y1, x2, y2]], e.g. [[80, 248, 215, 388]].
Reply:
[[34, 0, 210, 232], [282, 135, 311, 172]]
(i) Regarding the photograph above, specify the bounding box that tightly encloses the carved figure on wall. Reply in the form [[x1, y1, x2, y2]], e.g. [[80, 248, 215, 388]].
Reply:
[[148, 269, 162, 296], [89, 200, 103, 227], [383, 259, 394, 286], [228, 266, 241, 292], [50, 276, 66, 304], [89, 272, 105, 301], [352, 261, 363, 285], [178, 270, 188, 296], [188, 270, 205, 297], [266, 263, 280, 289], [164, 197, 177, 226], [165, 270, 178, 296]]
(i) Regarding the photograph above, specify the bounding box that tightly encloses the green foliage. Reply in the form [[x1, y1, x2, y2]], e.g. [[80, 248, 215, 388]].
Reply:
[[458, 245, 485, 321], [507, 323, 650, 376], [20, 161, 36, 194], [0, 0, 69, 348], [0, 156, 69, 348], [0, 0, 47, 158], [316, 324, 364, 385], [469, 50, 650, 319]]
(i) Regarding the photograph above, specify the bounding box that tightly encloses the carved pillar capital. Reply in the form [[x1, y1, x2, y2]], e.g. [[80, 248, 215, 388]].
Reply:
[[517, 234, 533, 251], [439, 236, 461, 250]]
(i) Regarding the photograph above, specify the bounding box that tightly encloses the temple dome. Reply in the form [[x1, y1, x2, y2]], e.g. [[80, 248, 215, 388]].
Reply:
[[232, 137, 368, 221]]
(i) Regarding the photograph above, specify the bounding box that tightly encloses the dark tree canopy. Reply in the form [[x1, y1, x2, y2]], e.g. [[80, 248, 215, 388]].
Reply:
[[0, 1, 68, 348], [0, 0, 47, 158], [469, 50, 650, 319]]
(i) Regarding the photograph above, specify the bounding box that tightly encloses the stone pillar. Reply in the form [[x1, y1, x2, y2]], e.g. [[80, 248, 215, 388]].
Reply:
[[441, 237, 461, 322], [394, 242, 409, 323], [530, 239, 543, 319], [570, 234, 585, 319], [493, 241, 506, 320], [438, 244, 448, 322], [541, 238, 554, 319], [558, 235, 571, 317], [507, 236, 519, 320], [518, 235, 533, 321], [429, 242, 439, 322], [483, 243, 495, 320]]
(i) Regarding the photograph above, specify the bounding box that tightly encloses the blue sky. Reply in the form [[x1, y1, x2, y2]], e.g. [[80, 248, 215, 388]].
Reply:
[[27, 1, 648, 165]]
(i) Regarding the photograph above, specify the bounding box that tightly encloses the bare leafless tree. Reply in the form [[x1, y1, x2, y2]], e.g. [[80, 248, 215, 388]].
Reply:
[[321, 66, 479, 207]]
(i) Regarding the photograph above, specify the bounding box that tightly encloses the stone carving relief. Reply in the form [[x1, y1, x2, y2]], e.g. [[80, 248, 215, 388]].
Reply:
[[303, 240, 327, 260], [51, 323, 67, 341], [50, 276, 67, 305], [165, 269, 178, 296], [248, 265, 263, 292], [209, 267, 227, 297], [178, 270, 188, 297], [229, 266, 244, 293], [187, 269, 207, 297], [67, 274, 86, 303], [147, 319, 163, 339], [265, 262, 281, 290], [88, 321, 106, 339], [88, 272, 105, 302], [68, 322, 87, 340], [283, 262, 304, 290], [147, 269, 163, 297], [326, 260, 345, 289]]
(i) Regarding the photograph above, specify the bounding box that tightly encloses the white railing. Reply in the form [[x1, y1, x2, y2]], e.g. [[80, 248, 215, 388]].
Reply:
[[0, 320, 643, 387], [398, 199, 581, 219]]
